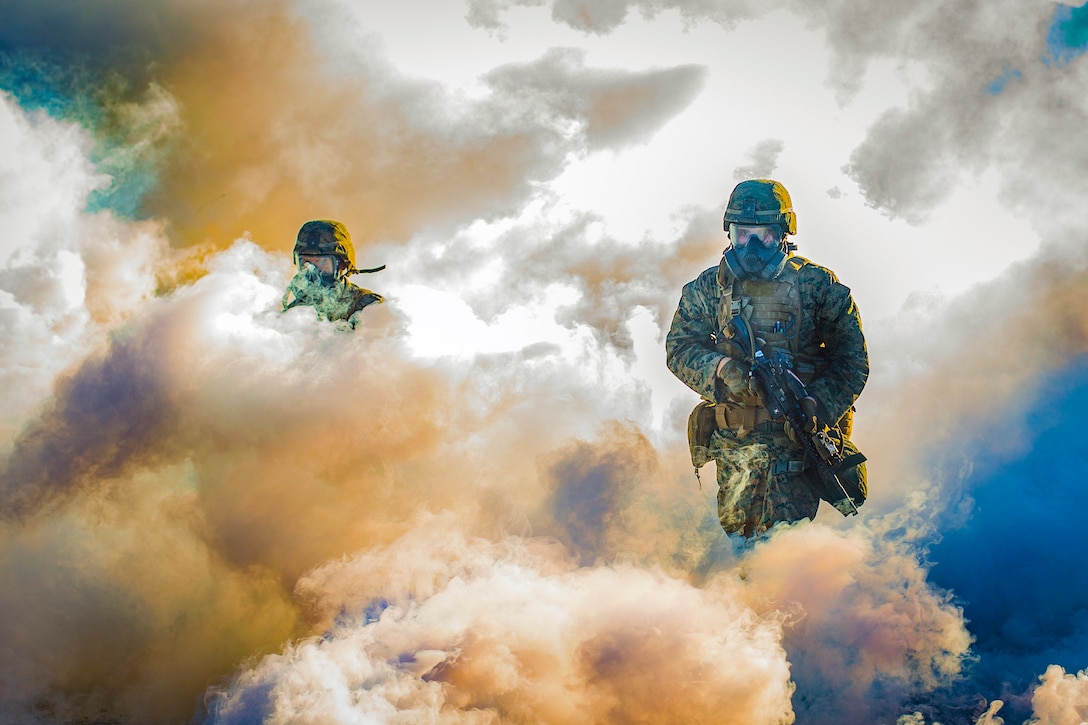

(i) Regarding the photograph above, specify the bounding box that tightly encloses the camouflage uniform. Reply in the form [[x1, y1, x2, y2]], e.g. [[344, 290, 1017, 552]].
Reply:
[[666, 253, 868, 537], [282, 269, 383, 326]]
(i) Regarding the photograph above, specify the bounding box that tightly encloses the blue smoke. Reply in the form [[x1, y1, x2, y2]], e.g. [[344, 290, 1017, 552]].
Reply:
[[0, 55, 167, 219], [1045, 3, 1088, 65], [987, 4, 1087, 94], [985, 67, 1022, 95], [537, 434, 641, 565], [926, 355, 1088, 721]]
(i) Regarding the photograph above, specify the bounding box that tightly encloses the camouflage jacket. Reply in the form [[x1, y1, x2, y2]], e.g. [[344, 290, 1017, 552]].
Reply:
[[666, 254, 868, 424], [282, 270, 384, 327]]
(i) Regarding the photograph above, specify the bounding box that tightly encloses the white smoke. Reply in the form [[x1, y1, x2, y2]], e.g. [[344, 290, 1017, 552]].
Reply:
[[0, 93, 162, 437], [200, 517, 975, 724], [203, 521, 794, 724]]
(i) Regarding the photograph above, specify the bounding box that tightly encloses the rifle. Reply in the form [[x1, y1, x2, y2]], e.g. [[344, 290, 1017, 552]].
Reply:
[[747, 347, 864, 516]]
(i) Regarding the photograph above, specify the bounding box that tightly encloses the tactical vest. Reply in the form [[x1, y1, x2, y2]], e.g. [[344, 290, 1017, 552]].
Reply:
[[709, 255, 841, 435], [715, 256, 815, 379]]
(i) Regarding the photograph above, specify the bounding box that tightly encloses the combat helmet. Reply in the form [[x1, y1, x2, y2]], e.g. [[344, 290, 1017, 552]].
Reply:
[[723, 179, 797, 235], [293, 220, 357, 277], [722, 179, 797, 281]]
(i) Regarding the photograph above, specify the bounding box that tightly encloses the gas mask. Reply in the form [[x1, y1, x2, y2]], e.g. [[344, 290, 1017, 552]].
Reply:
[[723, 223, 788, 280], [286, 254, 345, 313], [284, 258, 356, 321]]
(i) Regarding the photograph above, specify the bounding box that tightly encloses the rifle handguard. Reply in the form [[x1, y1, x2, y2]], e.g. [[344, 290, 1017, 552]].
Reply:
[[750, 348, 862, 517]]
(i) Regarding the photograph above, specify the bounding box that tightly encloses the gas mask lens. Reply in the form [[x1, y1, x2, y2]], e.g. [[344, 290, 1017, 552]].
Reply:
[[729, 224, 781, 250], [298, 254, 340, 275]]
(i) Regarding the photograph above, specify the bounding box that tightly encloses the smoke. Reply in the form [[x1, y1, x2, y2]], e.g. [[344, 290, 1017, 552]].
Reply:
[[203, 524, 794, 724], [733, 139, 786, 182], [466, 0, 759, 35], [0, 223, 979, 723], [1025, 666, 1088, 724], [194, 515, 977, 724], [3, 0, 1088, 723], [0, 0, 705, 255], [470, 0, 1088, 237], [845, 242, 1088, 722], [0, 212, 981, 723], [920, 354, 1088, 724]]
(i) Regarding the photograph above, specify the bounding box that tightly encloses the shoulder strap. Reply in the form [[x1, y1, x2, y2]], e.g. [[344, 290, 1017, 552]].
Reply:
[[715, 256, 739, 337]]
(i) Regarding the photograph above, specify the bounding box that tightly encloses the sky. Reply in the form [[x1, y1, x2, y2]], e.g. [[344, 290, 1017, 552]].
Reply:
[[1, 0, 1087, 723]]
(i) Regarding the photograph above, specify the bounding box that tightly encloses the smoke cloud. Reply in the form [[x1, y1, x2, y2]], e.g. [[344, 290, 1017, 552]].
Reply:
[[733, 139, 785, 182], [203, 525, 795, 724], [1, 0, 705, 255], [2, 0, 1088, 723]]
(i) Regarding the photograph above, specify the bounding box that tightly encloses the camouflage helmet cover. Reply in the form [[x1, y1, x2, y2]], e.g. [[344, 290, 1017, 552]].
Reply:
[[723, 179, 797, 236], [293, 220, 356, 272]]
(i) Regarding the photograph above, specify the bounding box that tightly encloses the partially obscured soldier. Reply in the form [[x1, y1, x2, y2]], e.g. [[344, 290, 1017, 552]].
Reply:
[[282, 220, 384, 326], [666, 179, 869, 538]]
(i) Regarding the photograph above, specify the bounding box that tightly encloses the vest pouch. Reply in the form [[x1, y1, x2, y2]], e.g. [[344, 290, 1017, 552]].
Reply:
[[687, 401, 717, 469]]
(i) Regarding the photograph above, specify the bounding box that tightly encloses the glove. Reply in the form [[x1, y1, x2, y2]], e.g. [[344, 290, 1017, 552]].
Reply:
[[716, 356, 752, 397], [784, 396, 819, 444]]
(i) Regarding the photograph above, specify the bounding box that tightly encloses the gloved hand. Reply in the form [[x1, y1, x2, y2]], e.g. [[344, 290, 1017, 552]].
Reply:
[[718, 336, 750, 362], [716, 356, 752, 397], [784, 396, 819, 444]]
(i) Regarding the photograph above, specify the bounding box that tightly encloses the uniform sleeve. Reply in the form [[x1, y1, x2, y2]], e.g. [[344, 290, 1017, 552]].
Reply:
[[665, 270, 727, 402], [807, 279, 869, 424]]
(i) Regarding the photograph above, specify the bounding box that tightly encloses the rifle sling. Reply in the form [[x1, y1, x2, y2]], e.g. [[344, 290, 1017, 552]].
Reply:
[[836, 452, 867, 471]]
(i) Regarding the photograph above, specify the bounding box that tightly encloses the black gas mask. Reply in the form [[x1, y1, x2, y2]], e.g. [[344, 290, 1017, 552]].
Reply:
[[723, 223, 788, 280]]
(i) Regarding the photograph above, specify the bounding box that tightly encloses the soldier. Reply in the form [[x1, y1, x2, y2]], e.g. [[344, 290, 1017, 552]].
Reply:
[[282, 220, 385, 326], [666, 179, 869, 538]]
